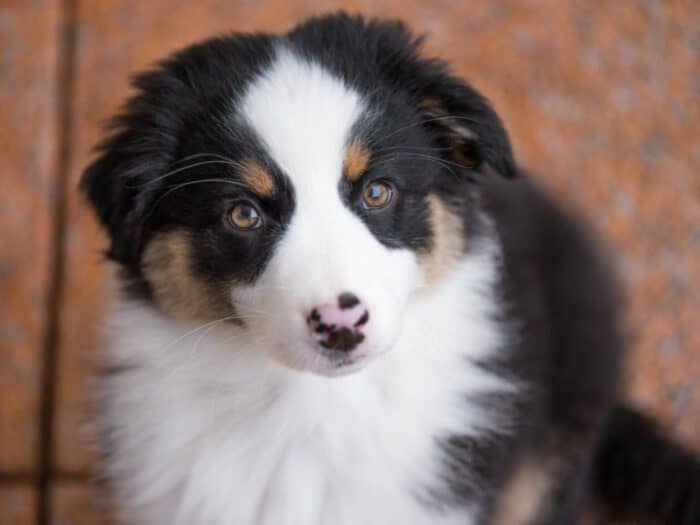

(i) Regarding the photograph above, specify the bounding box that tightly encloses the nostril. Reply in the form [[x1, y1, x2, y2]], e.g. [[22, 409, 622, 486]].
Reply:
[[354, 310, 370, 328], [337, 292, 360, 310], [307, 308, 333, 335], [308, 308, 321, 323]]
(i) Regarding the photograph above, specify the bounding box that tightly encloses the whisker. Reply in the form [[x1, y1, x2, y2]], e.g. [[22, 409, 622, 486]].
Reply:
[[144, 178, 250, 219], [379, 115, 480, 142], [127, 159, 247, 189], [156, 313, 244, 352], [227, 310, 271, 320], [251, 284, 299, 293], [173, 152, 239, 165], [155, 311, 272, 365], [370, 153, 460, 178], [370, 144, 451, 156], [383, 152, 467, 171]]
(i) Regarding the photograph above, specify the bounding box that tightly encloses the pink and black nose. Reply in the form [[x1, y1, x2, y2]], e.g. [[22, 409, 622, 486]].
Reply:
[[307, 292, 370, 352]]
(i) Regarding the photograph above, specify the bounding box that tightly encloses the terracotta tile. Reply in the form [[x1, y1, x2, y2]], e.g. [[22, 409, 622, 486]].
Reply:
[[0, 485, 36, 525], [51, 481, 109, 525], [55, 0, 700, 481], [0, 0, 61, 472]]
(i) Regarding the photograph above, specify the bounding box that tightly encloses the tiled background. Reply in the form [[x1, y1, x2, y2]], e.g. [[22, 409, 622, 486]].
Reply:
[[0, 0, 698, 523]]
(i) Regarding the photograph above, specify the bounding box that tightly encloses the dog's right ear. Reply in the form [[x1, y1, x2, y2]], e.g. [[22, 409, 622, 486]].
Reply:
[[80, 143, 144, 267], [80, 67, 187, 268]]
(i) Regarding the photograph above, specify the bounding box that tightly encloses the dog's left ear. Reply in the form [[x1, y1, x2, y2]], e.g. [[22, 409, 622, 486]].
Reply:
[[413, 71, 516, 178], [416, 80, 516, 178], [371, 20, 516, 178]]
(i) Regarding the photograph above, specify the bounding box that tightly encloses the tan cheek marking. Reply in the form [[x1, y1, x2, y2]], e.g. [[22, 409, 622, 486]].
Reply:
[[242, 159, 275, 198], [141, 231, 232, 320], [344, 139, 371, 182], [492, 460, 552, 525], [419, 194, 465, 284]]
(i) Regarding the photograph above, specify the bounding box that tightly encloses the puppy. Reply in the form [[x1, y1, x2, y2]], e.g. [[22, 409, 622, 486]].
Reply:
[[81, 13, 700, 525]]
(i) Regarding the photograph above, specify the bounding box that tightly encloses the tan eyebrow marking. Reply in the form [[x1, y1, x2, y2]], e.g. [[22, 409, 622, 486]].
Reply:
[[242, 159, 275, 197], [344, 139, 372, 182]]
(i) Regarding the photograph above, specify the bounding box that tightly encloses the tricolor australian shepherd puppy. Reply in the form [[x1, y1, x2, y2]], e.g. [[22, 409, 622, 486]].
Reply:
[[81, 13, 700, 525]]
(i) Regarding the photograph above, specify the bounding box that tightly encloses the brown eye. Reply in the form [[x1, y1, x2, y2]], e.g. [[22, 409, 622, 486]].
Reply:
[[362, 181, 393, 209], [227, 202, 262, 230]]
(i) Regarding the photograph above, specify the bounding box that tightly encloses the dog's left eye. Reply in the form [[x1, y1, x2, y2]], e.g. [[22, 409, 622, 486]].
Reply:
[[226, 202, 262, 230], [362, 181, 394, 210]]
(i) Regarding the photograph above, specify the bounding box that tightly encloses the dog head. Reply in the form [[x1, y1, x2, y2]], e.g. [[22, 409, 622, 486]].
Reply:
[[81, 14, 515, 376]]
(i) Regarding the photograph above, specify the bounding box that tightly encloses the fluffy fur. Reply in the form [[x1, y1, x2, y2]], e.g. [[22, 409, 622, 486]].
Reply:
[[81, 13, 700, 525]]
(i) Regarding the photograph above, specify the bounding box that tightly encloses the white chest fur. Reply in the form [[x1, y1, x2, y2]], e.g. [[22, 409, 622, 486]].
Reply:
[[100, 250, 512, 525]]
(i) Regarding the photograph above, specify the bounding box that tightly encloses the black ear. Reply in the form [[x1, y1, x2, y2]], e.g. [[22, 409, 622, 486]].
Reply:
[[80, 67, 186, 268], [416, 82, 517, 178], [81, 149, 135, 265], [372, 21, 516, 178], [80, 142, 152, 267]]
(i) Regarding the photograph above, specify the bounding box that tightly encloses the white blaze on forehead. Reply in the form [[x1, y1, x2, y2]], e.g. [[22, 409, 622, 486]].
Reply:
[[239, 47, 364, 186], [235, 46, 419, 371]]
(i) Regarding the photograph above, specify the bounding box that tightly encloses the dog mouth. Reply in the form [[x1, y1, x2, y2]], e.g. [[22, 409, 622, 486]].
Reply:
[[282, 338, 375, 377], [305, 336, 369, 374], [317, 352, 370, 377]]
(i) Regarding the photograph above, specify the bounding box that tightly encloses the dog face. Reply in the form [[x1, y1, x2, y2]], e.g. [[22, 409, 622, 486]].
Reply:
[[82, 14, 514, 376]]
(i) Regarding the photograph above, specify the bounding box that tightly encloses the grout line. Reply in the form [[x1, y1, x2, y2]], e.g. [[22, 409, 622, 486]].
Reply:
[[0, 472, 35, 485], [53, 471, 92, 482], [0, 471, 90, 485], [37, 0, 77, 523]]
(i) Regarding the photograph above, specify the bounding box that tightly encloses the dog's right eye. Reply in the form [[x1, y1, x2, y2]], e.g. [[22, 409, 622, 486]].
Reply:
[[226, 202, 262, 230]]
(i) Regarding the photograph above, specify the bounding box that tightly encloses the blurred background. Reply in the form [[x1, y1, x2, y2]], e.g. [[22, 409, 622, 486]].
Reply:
[[0, 0, 698, 523]]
